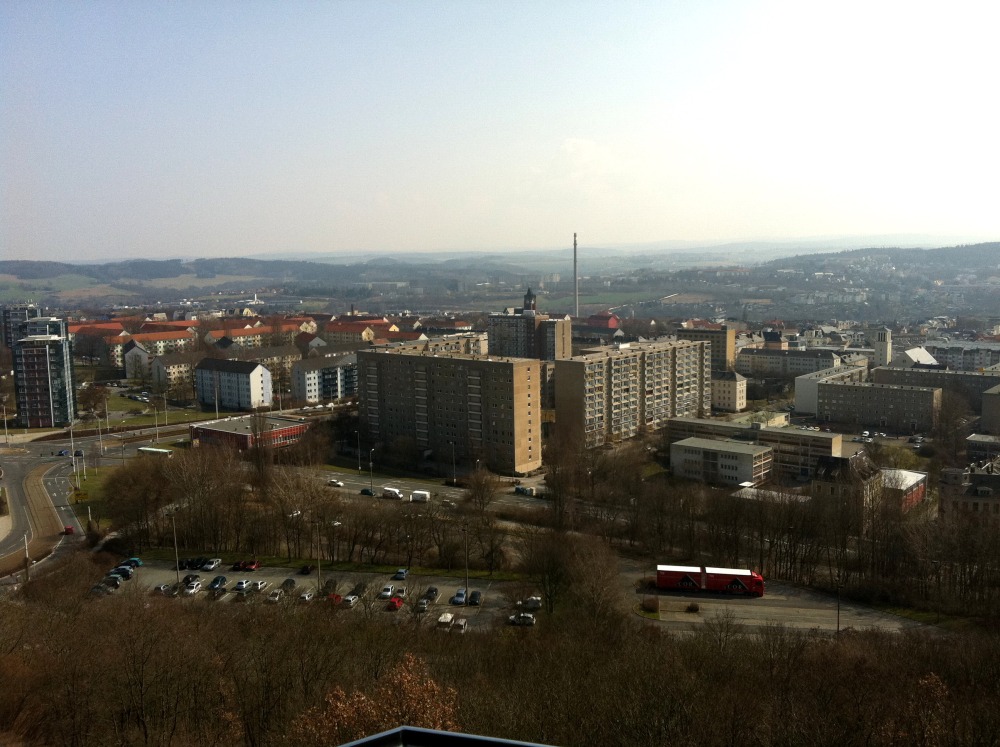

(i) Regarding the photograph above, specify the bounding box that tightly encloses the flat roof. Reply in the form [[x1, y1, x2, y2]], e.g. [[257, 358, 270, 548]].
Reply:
[[673, 437, 771, 456], [191, 414, 307, 435]]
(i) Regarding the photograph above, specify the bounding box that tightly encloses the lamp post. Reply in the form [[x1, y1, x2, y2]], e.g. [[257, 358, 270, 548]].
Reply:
[[836, 576, 842, 634], [162, 393, 168, 426], [450, 441, 456, 485], [356, 430, 361, 475], [170, 512, 181, 588], [463, 522, 470, 605], [369, 448, 375, 495], [1, 400, 8, 445]]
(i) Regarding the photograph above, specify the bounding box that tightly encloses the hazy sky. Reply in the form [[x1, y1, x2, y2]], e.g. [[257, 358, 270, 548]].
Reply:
[[2, 1, 998, 261]]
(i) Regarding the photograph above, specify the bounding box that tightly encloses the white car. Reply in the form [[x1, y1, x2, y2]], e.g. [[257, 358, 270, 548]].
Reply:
[[183, 581, 202, 596], [378, 584, 394, 599], [299, 590, 315, 602], [266, 589, 283, 604], [201, 558, 222, 571], [328, 479, 345, 487], [251, 580, 268, 593], [342, 595, 359, 608], [233, 579, 251, 593]]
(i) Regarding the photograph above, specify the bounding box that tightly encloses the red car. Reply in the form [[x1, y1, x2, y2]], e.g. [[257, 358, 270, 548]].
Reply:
[[241, 560, 261, 571], [387, 596, 404, 611]]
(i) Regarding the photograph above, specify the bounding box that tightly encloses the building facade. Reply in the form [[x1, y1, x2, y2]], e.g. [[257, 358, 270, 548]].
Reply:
[[817, 381, 941, 433], [670, 437, 772, 485], [1, 303, 43, 349], [711, 370, 747, 412], [357, 349, 542, 475], [555, 340, 711, 449], [189, 414, 310, 451], [872, 366, 1000, 413], [676, 325, 736, 371], [195, 359, 272, 411], [794, 365, 869, 415], [735, 349, 842, 378], [12, 317, 76, 428], [291, 355, 357, 403], [486, 289, 572, 361], [666, 417, 843, 482]]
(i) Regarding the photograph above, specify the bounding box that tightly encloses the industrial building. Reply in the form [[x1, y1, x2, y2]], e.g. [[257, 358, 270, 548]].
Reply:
[[189, 414, 310, 451]]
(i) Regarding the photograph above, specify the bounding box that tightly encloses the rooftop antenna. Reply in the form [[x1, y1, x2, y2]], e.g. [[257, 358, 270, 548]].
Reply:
[[573, 233, 579, 318]]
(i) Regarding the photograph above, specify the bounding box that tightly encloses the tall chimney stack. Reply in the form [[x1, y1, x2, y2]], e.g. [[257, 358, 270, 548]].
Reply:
[[573, 233, 579, 318]]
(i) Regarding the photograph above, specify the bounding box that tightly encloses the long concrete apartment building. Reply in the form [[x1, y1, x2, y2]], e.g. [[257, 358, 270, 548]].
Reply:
[[794, 365, 869, 415], [666, 417, 843, 482], [817, 381, 941, 433], [872, 366, 1000, 412], [735, 348, 842, 378], [555, 340, 711, 449], [357, 349, 541, 475]]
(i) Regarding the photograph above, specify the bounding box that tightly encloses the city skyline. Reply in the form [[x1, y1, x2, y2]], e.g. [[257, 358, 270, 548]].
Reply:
[[3, 1, 999, 262]]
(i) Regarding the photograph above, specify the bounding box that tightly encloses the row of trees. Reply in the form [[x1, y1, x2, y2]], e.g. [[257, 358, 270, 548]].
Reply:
[[5, 553, 1000, 746]]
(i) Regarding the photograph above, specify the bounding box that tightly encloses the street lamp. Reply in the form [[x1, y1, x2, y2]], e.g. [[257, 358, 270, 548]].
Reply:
[[170, 511, 181, 588], [369, 448, 375, 494], [1, 399, 8, 445], [462, 522, 470, 605], [450, 441, 456, 485], [356, 430, 362, 475]]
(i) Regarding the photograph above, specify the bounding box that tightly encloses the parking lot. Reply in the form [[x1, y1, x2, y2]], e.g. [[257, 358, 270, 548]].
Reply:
[[101, 559, 519, 630]]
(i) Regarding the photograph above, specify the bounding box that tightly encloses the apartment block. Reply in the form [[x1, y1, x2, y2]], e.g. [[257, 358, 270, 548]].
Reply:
[[676, 325, 736, 371], [872, 366, 1000, 412], [13, 317, 76, 428], [923, 341, 1000, 371], [195, 359, 272, 411], [1, 303, 43, 348], [735, 348, 842, 378], [670, 437, 772, 485], [357, 349, 541, 475], [487, 289, 572, 361], [794, 365, 868, 415], [666, 417, 843, 482], [817, 381, 940, 433], [711, 370, 747, 412], [555, 340, 711, 449], [291, 355, 357, 403]]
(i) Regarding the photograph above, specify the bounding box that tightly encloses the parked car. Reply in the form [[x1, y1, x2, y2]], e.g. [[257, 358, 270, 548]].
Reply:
[[360, 488, 375, 496], [208, 575, 227, 591], [182, 574, 200, 585], [395, 588, 407, 599], [123, 557, 143, 568], [57, 450, 70, 457], [155, 583, 172, 595], [328, 479, 345, 487], [183, 581, 202, 596], [280, 578, 296, 592], [451, 618, 468, 634], [250, 580, 268, 592], [299, 564, 315, 575], [201, 558, 222, 571], [111, 566, 133, 580], [266, 589, 284, 604], [392, 568, 409, 580], [321, 579, 339, 595], [386, 596, 404, 611], [378, 584, 395, 599], [520, 596, 542, 611], [441, 499, 457, 509], [350, 581, 369, 597], [299, 590, 315, 602], [509, 612, 536, 626], [63, 526, 75, 535], [451, 588, 467, 605], [242, 560, 261, 571], [416, 598, 429, 613], [74, 449, 84, 457], [103, 576, 122, 589], [342, 595, 359, 608], [233, 579, 251, 593], [423, 586, 440, 603], [469, 590, 482, 606]]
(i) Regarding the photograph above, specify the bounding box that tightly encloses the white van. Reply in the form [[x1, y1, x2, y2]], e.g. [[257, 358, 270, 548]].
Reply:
[[410, 490, 430, 503], [381, 487, 405, 500]]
